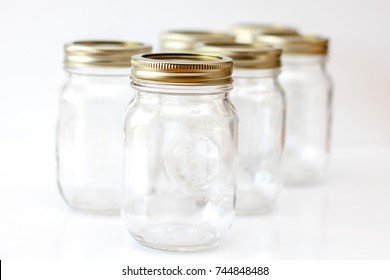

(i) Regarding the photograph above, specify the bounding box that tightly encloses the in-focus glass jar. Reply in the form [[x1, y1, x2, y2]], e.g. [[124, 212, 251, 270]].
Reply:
[[257, 35, 332, 185], [160, 30, 235, 52], [195, 42, 285, 214], [231, 23, 298, 43], [123, 53, 237, 251], [56, 41, 152, 214]]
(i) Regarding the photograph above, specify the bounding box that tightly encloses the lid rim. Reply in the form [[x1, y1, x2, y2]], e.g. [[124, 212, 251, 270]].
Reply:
[[256, 35, 329, 55], [194, 42, 282, 69], [160, 30, 235, 52], [64, 40, 152, 68], [131, 53, 233, 86]]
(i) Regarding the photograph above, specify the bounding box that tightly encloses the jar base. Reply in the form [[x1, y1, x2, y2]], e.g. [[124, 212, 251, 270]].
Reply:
[[282, 154, 327, 186], [65, 190, 120, 215], [235, 191, 274, 215], [129, 224, 221, 252], [282, 170, 325, 186]]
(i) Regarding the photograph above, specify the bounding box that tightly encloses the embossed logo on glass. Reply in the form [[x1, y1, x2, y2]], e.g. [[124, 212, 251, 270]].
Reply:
[[165, 132, 219, 188]]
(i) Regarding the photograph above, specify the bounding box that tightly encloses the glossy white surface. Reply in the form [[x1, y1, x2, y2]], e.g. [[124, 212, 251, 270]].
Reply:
[[1, 0, 390, 260], [1, 142, 389, 259]]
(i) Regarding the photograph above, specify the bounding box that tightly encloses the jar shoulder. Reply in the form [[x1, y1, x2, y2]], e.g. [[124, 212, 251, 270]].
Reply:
[[124, 95, 237, 129]]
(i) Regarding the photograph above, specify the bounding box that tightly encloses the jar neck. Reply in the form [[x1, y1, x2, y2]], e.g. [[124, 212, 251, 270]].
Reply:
[[281, 55, 327, 71], [131, 82, 233, 98], [65, 66, 131, 77], [233, 68, 280, 78], [130, 83, 232, 104], [232, 68, 280, 88], [65, 67, 131, 84]]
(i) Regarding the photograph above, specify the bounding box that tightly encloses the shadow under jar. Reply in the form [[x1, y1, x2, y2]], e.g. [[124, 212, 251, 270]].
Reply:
[[257, 35, 332, 185], [56, 41, 152, 214], [195, 42, 285, 214], [122, 53, 237, 251]]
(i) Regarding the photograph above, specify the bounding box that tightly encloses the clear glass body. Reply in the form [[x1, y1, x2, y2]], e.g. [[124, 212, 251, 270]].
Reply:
[[122, 83, 237, 251], [280, 55, 332, 185], [56, 67, 133, 214], [231, 69, 285, 214]]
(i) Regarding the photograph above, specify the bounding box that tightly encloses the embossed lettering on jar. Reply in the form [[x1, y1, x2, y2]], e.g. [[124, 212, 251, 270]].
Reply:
[[122, 53, 237, 251], [195, 42, 285, 214], [257, 35, 332, 185], [56, 41, 152, 214]]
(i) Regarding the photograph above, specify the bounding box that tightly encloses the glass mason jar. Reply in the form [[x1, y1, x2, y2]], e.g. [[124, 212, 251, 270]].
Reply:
[[231, 23, 298, 43], [195, 42, 285, 214], [160, 30, 235, 52], [257, 35, 332, 185], [122, 53, 237, 251], [56, 41, 152, 214]]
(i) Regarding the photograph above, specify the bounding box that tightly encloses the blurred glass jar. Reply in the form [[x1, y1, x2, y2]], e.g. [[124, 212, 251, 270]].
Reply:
[[160, 30, 235, 52], [123, 53, 237, 251], [257, 35, 332, 185], [195, 42, 285, 214], [57, 41, 152, 214], [231, 23, 298, 43]]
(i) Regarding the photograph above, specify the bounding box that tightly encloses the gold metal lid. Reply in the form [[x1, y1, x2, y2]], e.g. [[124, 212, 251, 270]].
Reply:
[[256, 35, 329, 55], [194, 42, 281, 69], [131, 53, 233, 86], [231, 23, 298, 43], [64, 41, 152, 68], [160, 30, 235, 52]]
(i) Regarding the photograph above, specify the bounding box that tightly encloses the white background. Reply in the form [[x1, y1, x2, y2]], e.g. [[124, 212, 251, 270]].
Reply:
[[0, 0, 390, 260]]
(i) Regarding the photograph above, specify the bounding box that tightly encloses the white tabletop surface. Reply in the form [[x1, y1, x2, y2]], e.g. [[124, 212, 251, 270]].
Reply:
[[1, 141, 389, 260]]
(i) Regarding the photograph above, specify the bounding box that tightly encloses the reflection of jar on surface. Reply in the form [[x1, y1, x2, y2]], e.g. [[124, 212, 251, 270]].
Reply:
[[56, 41, 152, 214], [160, 30, 235, 52], [257, 35, 332, 185], [122, 53, 237, 251], [230, 23, 298, 43], [195, 42, 285, 214]]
